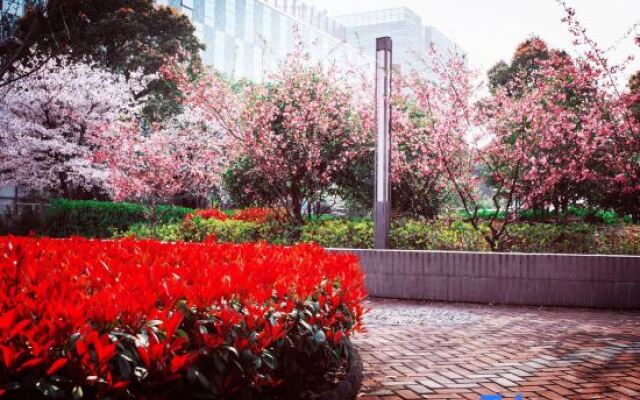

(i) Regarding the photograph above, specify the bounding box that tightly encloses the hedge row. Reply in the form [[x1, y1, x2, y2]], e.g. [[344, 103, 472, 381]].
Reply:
[[33, 200, 640, 254], [44, 199, 194, 238], [0, 236, 366, 399], [121, 218, 640, 255]]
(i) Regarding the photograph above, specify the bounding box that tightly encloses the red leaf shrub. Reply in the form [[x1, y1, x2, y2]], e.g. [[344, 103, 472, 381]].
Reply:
[[231, 208, 277, 224], [188, 208, 229, 221], [0, 236, 365, 399], [186, 208, 280, 224]]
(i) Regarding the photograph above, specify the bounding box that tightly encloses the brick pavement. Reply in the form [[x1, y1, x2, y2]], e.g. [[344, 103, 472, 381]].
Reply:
[[354, 299, 640, 400]]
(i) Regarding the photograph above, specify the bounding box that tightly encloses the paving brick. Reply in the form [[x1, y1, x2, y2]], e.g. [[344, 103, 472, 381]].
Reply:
[[355, 299, 640, 399]]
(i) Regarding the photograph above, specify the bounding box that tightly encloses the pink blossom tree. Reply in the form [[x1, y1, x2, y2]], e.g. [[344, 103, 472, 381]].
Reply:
[[101, 106, 228, 231], [171, 44, 369, 228], [0, 56, 148, 198], [481, 4, 640, 221], [389, 57, 479, 220], [335, 54, 479, 220]]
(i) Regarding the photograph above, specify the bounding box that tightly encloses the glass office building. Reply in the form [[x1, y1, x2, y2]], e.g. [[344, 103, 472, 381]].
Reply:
[[0, 0, 26, 17], [425, 26, 467, 63], [334, 7, 466, 76], [0, 0, 26, 41], [157, 0, 373, 82]]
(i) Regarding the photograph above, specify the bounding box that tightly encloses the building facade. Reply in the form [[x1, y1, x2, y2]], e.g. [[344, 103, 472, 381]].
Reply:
[[425, 25, 467, 62], [0, 0, 26, 42], [157, 0, 373, 82], [333, 7, 466, 76]]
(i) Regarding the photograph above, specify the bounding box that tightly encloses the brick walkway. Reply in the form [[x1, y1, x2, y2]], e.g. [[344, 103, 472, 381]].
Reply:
[[354, 299, 640, 400]]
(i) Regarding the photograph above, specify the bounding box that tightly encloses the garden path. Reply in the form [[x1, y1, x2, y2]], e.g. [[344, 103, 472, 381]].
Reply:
[[354, 299, 640, 400]]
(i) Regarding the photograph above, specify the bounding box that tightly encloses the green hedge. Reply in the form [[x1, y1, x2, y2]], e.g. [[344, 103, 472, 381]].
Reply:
[[460, 206, 631, 225], [45, 199, 193, 238], [301, 220, 374, 249], [299, 219, 640, 255], [122, 218, 262, 244], [390, 219, 489, 251]]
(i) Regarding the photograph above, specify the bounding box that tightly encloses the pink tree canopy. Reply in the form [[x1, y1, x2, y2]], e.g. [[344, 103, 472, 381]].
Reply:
[[102, 106, 228, 208], [171, 42, 369, 225]]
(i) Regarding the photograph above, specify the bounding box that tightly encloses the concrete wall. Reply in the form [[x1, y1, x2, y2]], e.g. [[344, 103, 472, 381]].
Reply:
[[329, 249, 640, 309]]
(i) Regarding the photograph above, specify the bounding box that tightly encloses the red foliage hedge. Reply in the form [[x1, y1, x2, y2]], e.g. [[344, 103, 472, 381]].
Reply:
[[185, 208, 278, 224], [231, 208, 276, 224], [189, 208, 229, 221], [0, 236, 365, 399]]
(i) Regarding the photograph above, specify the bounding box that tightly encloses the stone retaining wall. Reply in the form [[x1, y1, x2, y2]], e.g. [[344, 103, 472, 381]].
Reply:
[[330, 249, 640, 309]]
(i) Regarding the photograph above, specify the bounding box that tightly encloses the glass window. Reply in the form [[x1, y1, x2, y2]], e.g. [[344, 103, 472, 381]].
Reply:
[[203, 26, 215, 65], [262, 5, 271, 43], [181, 6, 193, 18], [204, 0, 215, 26], [254, 2, 263, 39], [236, 42, 244, 77], [193, 20, 204, 42], [225, 35, 236, 75], [235, 0, 245, 38], [215, 0, 226, 31], [182, 0, 194, 9], [243, 42, 254, 78], [214, 31, 226, 71], [226, 0, 235, 35], [244, 0, 254, 42], [271, 10, 279, 50]]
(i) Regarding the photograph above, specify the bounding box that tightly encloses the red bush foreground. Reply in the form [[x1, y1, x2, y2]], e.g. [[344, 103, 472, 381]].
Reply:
[[0, 236, 366, 399]]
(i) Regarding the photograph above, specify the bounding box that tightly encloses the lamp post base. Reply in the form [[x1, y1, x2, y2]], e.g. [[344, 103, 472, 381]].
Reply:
[[374, 201, 391, 249]]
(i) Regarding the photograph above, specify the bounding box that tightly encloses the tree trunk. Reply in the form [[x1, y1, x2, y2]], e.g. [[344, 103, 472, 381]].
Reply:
[[561, 197, 570, 225], [288, 189, 304, 241], [149, 201, 159, 238], [59, 172, 70, 199]]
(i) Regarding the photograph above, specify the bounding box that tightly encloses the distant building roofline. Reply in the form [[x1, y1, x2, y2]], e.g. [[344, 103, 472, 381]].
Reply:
[[332, 6, 420, 20]]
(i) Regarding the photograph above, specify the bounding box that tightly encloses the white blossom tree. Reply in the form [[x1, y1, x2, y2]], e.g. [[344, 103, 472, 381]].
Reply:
[[0, 56, 149, 198]]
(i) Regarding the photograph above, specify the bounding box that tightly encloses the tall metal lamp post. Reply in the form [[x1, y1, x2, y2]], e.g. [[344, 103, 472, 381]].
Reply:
[[374, 37, 392, 249]]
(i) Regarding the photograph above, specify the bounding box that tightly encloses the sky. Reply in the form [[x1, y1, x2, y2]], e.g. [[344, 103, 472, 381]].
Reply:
[[303, 0, 640, 82]]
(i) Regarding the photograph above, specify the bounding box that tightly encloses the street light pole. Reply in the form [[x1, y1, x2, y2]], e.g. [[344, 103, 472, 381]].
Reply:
[[374, 36, 392, 249]]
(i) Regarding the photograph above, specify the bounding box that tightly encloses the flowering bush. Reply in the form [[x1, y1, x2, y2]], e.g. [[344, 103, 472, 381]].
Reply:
[[0, 237, 365, 399]]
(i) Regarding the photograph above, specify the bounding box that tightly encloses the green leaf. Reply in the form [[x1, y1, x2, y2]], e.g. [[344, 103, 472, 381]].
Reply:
[[224, 346, 239, 359], [299, 320, 313, 333], [313, 329, 326, 344], [262, 351, 277, 370]]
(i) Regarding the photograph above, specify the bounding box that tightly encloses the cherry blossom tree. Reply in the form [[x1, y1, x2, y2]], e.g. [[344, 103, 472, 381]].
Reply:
[[481, 45, 604, 215], [389, 58, 478, 220], [595, 35, 640, 222], [171, 43, 369, 228], [473, 3, 640, 238], [0, 56, 147, 198], [101, 105, 228, 231]]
